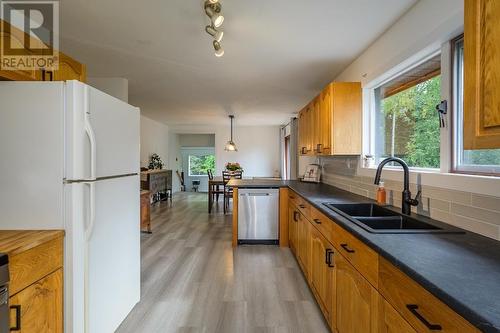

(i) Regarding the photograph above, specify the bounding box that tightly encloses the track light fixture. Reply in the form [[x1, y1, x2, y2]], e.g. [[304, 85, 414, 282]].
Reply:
[[204, 0, 225, 57], [206, 25, 223, 42]]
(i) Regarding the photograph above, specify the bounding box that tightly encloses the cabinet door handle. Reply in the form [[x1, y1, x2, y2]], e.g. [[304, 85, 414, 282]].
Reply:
[[313, 218, 322, 224], [340, 243, 355, 253], [10, 305, 21, 331], [406, 304, 442, 330], [293, 211, 299, 222], [299, 204, 306, 209], [326, 249, 334, 267]]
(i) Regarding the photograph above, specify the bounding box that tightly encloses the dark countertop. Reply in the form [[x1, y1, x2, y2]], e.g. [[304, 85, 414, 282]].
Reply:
[[231, 179, 500, 332], [227, 179, 290, 188]]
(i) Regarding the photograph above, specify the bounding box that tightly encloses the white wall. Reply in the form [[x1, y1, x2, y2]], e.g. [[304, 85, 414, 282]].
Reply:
[[335, 0, 463, 84], [214, 126, 281, 178], [166, 124, 281, 192], [178, 134, 215, 147], [140, 115, 169, 168], [87, 77, 129, 102]]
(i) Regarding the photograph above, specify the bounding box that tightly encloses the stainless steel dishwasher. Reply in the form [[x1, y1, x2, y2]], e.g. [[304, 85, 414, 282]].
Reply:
[[238, 188, 279, 244]]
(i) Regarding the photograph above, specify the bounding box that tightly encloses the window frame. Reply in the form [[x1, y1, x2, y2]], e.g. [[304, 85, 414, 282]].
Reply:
[[450, 35, 500, 176], [366, 49, 443, 172], [187, 154, 215, 177]]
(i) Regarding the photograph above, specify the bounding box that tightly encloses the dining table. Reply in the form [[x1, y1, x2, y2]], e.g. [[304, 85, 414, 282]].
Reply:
[[208, 176, 225, 213]]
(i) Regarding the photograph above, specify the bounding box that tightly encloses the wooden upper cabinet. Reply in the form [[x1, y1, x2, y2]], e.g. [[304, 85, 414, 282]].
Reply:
[[336, 253, 378, 333], [318, 85, 333, 155], [0, 20, 86, 82], [332, 82, 362, 155], [51, 52, 87, 82], [298, 82, 362, 156], [298, 102, 315, 155], [0, 21, 39, 81], [464, 0, 500, 149]]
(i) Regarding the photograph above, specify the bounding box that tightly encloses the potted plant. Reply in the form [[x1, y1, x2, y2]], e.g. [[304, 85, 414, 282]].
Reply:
[[148, 153, 164, 170], [225, 162, 243, 173]]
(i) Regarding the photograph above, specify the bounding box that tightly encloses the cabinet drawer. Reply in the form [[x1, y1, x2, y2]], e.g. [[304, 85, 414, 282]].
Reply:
[[309, 206, 336, 242], [9, 236, 63, 295], [332, 224, 378, 287], [379, 258, 478, 333], [288, 191, 310, 217]]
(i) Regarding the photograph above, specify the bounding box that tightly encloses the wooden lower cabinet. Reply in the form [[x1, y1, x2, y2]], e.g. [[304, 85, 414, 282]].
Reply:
[[297, 211, 311, 280], [9, 269, 63, 333], [141, 190, 151, 233], [335, 253, 378, 333], [288, 205, 299, 254], [378, 296, 416, 333], [309, 227, 336, 327]]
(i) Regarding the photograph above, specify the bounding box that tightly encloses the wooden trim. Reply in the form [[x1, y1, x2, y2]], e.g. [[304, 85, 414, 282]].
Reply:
[[383, 69, 441, 99], [232, 188, 238, 248], [279, 187, 289, 247]]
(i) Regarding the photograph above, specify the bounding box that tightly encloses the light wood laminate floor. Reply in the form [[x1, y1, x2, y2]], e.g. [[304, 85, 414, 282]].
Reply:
[[117, 192, 330, 333]]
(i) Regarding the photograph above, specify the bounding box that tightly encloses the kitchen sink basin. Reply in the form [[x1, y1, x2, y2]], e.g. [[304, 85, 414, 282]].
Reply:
[[354, 216, 440, 231], [324, 203, 463, 234], [325, 203, 398, 217]]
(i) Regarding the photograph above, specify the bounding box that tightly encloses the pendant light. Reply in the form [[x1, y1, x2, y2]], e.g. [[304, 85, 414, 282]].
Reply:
[[225, 115, 238, 152]]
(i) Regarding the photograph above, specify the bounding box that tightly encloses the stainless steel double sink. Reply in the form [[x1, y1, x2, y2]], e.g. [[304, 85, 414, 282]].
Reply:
[[324, 203, 463, 234]]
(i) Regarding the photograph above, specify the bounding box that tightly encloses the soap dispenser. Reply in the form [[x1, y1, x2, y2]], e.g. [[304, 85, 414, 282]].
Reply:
[[376, 181, 386, 205]]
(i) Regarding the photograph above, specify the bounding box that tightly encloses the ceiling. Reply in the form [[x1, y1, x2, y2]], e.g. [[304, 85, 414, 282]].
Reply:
[[60, 0, 417, 126]]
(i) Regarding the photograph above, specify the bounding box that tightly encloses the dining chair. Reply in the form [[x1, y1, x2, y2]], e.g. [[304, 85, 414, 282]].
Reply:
[[208, 170, 223, 204], [223, 170, 242, 214]]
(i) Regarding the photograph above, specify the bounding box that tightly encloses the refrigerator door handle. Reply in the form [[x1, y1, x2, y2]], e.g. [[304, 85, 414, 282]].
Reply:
[[84, 181, 96, 241], [84, 85, 97, 181]]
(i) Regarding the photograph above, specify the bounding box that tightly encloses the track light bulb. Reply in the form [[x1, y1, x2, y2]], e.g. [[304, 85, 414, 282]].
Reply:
[[212, 14, 224, 27], [208, 0, 219, 3], [213, 41, 224, 57], [206, 25, 224, 42]]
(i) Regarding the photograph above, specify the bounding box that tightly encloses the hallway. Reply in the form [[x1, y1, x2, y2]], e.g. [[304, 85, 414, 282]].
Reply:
[[116, 192, 329, 333]]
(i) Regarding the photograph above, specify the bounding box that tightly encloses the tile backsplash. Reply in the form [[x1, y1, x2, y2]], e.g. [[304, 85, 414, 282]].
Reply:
[[316, 156, 500, 241]]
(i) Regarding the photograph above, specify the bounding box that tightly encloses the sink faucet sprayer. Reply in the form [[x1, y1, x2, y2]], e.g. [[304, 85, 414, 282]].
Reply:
[[374, 157, 421, 215]]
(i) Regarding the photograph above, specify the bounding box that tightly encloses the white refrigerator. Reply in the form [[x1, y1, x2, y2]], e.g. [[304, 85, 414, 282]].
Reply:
[[0, 80, 141, 333]]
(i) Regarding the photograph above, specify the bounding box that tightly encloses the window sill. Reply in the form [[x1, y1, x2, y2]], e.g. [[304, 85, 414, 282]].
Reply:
[[357, 166, 500, 197]]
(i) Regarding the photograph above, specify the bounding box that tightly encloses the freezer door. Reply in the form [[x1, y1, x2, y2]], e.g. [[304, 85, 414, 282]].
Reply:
[[88, 175, 140, 332], [65, 80, 140, 181]]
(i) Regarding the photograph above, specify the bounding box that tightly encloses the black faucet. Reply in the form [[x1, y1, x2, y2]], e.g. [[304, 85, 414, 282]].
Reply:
[[374, 157, 421, 215]]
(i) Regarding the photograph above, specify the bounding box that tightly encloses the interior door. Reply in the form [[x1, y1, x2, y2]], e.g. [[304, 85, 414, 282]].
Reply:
[[88, 175, 140, 333]]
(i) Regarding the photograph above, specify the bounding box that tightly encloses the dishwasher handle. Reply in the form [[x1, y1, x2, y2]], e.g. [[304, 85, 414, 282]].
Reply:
[[240, 193, 271, 196]]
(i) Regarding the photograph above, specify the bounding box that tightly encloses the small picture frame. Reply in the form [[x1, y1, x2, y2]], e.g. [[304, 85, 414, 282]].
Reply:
[[303, 164, 321, 183]]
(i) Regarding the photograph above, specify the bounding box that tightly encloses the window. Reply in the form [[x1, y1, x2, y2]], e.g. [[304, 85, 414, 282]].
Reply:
[[453, 37, 500, 175], [373, 55, 442, 169], [188, 155, 215, 176]]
